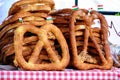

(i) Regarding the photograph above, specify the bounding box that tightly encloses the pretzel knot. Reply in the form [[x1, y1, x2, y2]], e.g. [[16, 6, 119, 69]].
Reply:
[[14, 24, 69, 70], [69, 9, 113, 70]]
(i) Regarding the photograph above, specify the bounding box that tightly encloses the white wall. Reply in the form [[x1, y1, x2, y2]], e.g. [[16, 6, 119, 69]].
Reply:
[[54, 0, 75, 9], [54, 0, 120, 11]]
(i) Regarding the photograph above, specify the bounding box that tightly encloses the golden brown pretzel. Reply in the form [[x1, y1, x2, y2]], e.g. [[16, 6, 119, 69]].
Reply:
[[50, 8, 75, 25], [50, 8, 74, 15], [23, 16, 45, 21], [0, 15, 53, 39], [0, 30, 14, 50], [69, 9, 113, 70], [14, 24, 69, 70], [0, 11, 32, 30], [8, 0, 55, 15], [0, 35, 38, 63], [0, 11, 49, 30], [3, 45, 32, 64], [90, 10, 113, 68], [2, 32, 56, 64], [0, 27, 56, 64], [16, 4, 51, 13]]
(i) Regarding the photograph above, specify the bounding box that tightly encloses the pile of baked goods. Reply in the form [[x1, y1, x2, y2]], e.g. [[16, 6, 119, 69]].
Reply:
[[0, 0, 70, 70], [0, 0, 113, 70], [50, 8, 113, 70]]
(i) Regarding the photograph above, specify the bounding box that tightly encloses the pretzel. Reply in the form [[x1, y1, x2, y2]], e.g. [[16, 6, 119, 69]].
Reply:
[[0, 11, 32, 30], [0, 11, 49, 30], [0, 16, 53, 40], [2, 32, 55, 65], [0, 25, 55, 64], [50, 8, 75, 24], [0, 37, 13, 50], [50, 8, 88, 16], [69, 9, 113, 70], [16, 4, 51, 13], [90, 10, 113, 68], [52, 17, 69, 24], [50, 8, 75, 42], [31, 12, 48, 18], [0, 35, 36, 63], [1, 29, 14, 40], [8, 0, 55, 15], [50, 8, 74, 16], [14, 24, 69, 70], [23, 16, 45, 21], [3, 45, 32, 63]]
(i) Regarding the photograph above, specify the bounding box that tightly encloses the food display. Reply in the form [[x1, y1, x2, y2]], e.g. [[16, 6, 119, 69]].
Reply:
[[13, 24, 69, 70], [0, 0, 115, 70], [0, 0, 70, 70], [69, 9, 113, 70]]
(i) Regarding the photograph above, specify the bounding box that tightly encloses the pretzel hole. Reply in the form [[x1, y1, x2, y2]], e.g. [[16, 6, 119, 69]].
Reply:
[[77, 47, 102, 64], [91, 19, 101, 28], [47, 32, 62, 61], [22, 30, 62, 64], [74, 20, 104, 65]]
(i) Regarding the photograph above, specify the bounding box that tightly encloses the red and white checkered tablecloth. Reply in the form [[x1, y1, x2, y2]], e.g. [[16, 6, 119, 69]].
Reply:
[[0, 67, 120, 80], [1, 45, 120, 80]]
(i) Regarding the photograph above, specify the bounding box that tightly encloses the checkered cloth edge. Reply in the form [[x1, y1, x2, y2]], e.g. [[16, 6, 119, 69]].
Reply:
[[0, 67, 120, 80]]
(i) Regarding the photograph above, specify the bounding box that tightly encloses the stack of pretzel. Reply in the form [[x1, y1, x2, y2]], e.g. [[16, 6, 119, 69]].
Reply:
[[69, 9, 113, 70], [50, 8, 74, 49], [50, 8, 113, 70], [0, 0, 113, 70], [0, 0, 70, 70]]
